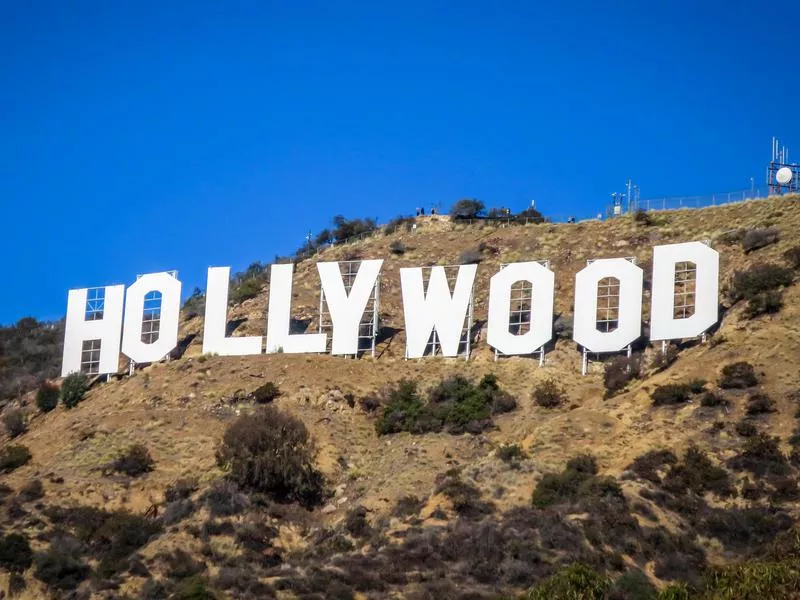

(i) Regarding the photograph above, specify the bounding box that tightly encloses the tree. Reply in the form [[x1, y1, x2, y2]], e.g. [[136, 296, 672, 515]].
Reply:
[[216, 406, 326, 507], [449, 199, 485, 220]]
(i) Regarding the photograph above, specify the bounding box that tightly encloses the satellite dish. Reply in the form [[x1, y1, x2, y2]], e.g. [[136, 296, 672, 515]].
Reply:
[[776, 167, 793, 185]]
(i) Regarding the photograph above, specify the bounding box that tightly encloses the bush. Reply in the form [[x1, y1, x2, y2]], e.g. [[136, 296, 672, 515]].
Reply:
[[746, 392, 776, 415], [174, 575, 221, 599], [216, 406, 326, 507], [110, 444, 155, 477], [36, 381, 60, 412], [344, 506, 372, 538], [229, 278, 263, 304], [701, 391, 728, 407], [608, 569, 657, 599], [729, 264, 793, 303], [0, 444, 31, 472], [18, 478, 45, 502], [3, 408, 26, 438], [532, 378, 566, 408], [627, 449, 677, 484], [43, 506, 162, 578], [742, 227, 780, 253], [743, 289, 783, 318], [784, 245, 800, 269], [532, 454, 624, 508], [652, 384, 692, 406], [61, 372, 89, 409], [662, 446, 733, 498], [728, 434, 789, 476], [436, 473, 494, 518], [34, 536, 91, 590], [458, 247, 483, 264], [389, 240, 406, 255], [719, 362, 757, 389], [604, 356, 641, 397], [735, 420, 758, 437], [384, 215, 415, 235], [525, 563, 611, 600], [393, 495, 424, 518], [449, 199, 484, 220], [0, 533, 33, 572], [497, 443, 527, 466], [516, 206, 545, 223], [252, 381, 281, 404], [165, 477, 199, 502], [202, 480, 250, 516], [376, 375, 515, 436], [633, 210, 654, 226]]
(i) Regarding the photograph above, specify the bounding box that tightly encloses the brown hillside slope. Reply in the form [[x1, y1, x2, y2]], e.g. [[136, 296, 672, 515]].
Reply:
[[2, 196, 800, 599]]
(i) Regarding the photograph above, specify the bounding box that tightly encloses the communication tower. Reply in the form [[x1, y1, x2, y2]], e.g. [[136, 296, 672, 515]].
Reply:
[[768, 137, 800, 195]]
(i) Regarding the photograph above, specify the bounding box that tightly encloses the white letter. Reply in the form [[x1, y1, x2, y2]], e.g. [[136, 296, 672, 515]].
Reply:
[[400, 265, 477, 358], [317, 260, 383, 355], [650, 241, 719, 341], [266, 263, 327, 353], [202, 267, 263, 356], [487, 261, 554, 355], [573, 258, 643, 352], [61, 285, 125, 376], [121, 272, 181, 364]]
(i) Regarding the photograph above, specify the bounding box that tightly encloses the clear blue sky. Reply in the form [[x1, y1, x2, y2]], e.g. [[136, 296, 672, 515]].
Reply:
[[1, 1, 797, 324]]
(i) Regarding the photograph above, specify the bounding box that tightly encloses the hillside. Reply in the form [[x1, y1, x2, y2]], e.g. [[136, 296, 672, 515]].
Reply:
[[2, 196, 800, 599]]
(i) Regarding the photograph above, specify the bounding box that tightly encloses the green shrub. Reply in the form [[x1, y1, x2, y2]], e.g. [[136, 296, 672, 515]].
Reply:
[[533, 378, 566, 408], [700, 561, 800, 600], [729, 263, 793, 303], [609, 568, 657, 599], [524, 563, 611, 600], [652, 383, 692, 406], [110, 444, 155, 477], [174, 575, 221, 600], [36, 381, 60, 412], [252, 381, 281, 404], [0, 533, 33, 572], [229, 278, 263, 305], [376, 375, 515, 436], [216, 406, 326, 507], [3, 408, 26, 438], [0, 444, 31, 472], [719, 362, 757, 389], [742, 227, 780, 253], [61, 373, 89, 409]]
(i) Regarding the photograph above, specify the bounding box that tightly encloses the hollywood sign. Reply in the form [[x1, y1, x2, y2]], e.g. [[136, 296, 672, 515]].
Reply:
[[61, 241, 719, 376]]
